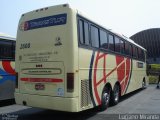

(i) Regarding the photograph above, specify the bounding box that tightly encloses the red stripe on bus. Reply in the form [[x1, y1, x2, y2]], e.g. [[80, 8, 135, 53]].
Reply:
[[123, 58, 131, 94], [20, 78, 63, 83], [96, 66, 117, 86], [93, 52, 101, 105], [2, 61, 16, 75], [103, 55, 106, 83]]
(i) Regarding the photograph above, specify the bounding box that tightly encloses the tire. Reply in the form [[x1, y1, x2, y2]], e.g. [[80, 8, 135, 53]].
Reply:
[[142, 80, 146, 89], [99, 86, 111, 111], [111, 84, 120, 105]]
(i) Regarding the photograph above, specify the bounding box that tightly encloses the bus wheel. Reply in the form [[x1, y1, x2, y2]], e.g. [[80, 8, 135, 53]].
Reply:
[[142, 79, 146, 89], [100, 86, 111, 111], [111, 84, 120, 105]]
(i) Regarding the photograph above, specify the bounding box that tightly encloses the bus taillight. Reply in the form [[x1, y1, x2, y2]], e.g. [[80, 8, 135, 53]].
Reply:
[[67, 73, 74, 92], [15, 72, 18, 88]]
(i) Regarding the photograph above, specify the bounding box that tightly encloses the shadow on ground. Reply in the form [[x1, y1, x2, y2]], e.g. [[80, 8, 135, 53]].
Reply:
[[7, 88, 148, 120], [119, 88, 144, 103], [9, 107, 99, 120], [0, 99, 15, 107]]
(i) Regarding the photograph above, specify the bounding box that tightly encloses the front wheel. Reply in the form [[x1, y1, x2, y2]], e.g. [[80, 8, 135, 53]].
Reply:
[[99, 86, 111, 111], [142, 79, 146, 89]]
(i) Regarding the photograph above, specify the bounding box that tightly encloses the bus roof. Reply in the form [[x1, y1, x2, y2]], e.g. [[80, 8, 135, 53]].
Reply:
[[0, 32, 15, 41]]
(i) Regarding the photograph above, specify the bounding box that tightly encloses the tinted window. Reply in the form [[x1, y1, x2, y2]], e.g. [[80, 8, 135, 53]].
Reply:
[[141, 49, 145, 61], [84, 22, 90, 45], [120, 39, 125, 54], [138, 48, 145, 61], [138, 48, 141, 59], [91, 25, 99, 48], [129, 44, 132, 56], [139, 49, 143, 60], [125, 42, 129, 55], [136, 47, 138, 59], [100, 30, 108, 49], [132, 46, 135, 58], [143, 51, 145, 61], [12, 41, 15, 59], [79, 20, 84, 44], [108, 34, 114, 51], [0, 40, 15, 60], [133, 46, 137, 58], [115, 37, 120, 52], [78, 20, 90, 46]]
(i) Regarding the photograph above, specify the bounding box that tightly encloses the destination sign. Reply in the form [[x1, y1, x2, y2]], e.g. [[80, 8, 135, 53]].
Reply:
[[19, 13, 67, 31]]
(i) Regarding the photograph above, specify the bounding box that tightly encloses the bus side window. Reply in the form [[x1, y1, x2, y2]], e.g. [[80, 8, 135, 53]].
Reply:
[[108, 34, 114, 51], [142, 50, 145, 61], [0, 40, 12, 60], [78, 20, 84, 44], [12, 41, 16, 60], [100, 29, 108, 50], [84, 22, 90, 45], [91, 25, 99, 48], [78, 20, 90, 46], [129, 44, 132, 57], [133, 46, 136, 58], [136, 47, 139, 59], [115, 36, 120, 53], [125, 42, 129, 55], [120, 39, 125, 54], [133, 46, 138, 59]]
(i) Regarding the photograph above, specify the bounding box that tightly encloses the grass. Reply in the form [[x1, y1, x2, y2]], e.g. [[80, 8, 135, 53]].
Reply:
[[148, 64, 160, 84], [150, 64, 160, 70], [149, 75, 159, 84]]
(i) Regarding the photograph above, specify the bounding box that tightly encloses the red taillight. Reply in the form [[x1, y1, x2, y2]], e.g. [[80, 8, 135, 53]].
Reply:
[[15, 72, 18, 88], [67, 73, 74, 92]]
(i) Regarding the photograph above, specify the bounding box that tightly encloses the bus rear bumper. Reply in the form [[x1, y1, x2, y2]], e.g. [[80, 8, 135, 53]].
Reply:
[[14, 92, 79, 112]]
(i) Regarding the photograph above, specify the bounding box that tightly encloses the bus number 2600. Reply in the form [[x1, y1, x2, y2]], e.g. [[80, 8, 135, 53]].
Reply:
[[20, 43, 30, 49]]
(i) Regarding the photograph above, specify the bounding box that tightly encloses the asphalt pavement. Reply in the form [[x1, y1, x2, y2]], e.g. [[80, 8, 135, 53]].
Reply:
[[0, 85, 160, 120]]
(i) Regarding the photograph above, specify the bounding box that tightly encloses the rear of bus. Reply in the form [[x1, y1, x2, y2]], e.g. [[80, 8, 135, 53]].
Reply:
[[15, 4, 79, 112]]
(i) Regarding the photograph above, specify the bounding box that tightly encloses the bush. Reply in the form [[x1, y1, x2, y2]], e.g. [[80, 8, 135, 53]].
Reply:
[[149, 76, 158, 84]]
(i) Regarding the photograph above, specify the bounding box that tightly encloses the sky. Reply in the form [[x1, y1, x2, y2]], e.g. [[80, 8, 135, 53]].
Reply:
[[1, 0, 160, 38]]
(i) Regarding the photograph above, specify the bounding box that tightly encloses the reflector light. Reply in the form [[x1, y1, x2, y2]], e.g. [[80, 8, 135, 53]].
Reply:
[[67, 73, 74, 92]]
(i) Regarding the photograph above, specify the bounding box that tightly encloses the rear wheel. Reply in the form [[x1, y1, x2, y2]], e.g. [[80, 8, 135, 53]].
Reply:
[[142, 79, 146, 89], [111, 84, 120, 105], [99, 86, 111, 110]]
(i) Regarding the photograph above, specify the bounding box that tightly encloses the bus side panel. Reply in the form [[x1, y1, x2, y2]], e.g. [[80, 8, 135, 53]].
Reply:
[[125, 60, 147, 94], [78, 48, 93, 110], [78, 49, 118, 110], [0, 61, 16, 100], [78, 48, 147, 110]]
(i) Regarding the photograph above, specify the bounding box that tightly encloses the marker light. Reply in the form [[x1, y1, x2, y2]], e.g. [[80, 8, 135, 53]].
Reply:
[[67, 73, 74, 92]]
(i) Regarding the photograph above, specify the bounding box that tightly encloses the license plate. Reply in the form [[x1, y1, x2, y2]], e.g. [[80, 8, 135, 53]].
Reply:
[[35, 83, 45, 90]]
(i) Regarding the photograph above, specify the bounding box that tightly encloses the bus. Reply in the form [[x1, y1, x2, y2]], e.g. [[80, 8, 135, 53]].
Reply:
[[0, 33, 16, 101], [15, 4, 147, 112]]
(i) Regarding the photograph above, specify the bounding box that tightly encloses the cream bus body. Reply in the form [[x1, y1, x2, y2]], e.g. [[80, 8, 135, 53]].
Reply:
[[15, 4, 147, 112]]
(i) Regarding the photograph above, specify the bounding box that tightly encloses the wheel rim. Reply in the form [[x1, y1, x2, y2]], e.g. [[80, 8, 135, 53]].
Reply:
[[103, 91, 110, 106], [142, 81, 146, 88], [114, 85, 119, 102]]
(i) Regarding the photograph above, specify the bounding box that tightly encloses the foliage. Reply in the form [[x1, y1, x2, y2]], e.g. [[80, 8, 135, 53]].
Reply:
[[149, 75, 158, 84]]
